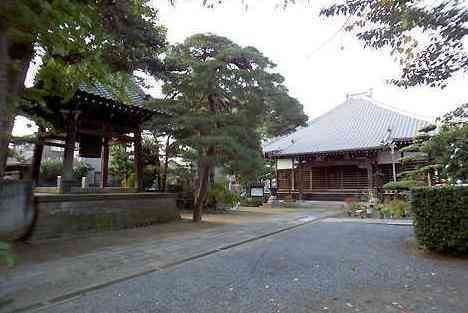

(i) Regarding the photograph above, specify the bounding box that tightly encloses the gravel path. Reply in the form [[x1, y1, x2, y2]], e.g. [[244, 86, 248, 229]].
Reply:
[[31, 222, 468, 313]]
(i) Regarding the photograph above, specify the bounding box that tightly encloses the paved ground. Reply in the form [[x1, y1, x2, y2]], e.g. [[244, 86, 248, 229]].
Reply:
[[2, 207, 467, 313], [18, 221, 467, 313], [0, 206, 338, 313]]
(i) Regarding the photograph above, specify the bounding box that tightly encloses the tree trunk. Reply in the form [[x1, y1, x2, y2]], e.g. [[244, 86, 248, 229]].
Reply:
[[193, 158, 211, 223], [0, 30, 33, 177], [161, 136, 170, 192], [0, 30, 12, 177]]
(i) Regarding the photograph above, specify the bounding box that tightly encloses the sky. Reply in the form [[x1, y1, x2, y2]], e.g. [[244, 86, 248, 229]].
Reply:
[[13, 0, 468, 136]]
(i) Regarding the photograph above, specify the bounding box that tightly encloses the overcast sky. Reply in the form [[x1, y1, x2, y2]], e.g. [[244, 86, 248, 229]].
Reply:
[[13, 0, 468, 136]]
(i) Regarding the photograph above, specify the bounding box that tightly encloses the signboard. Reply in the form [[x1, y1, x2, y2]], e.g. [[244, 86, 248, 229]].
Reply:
[[250, 187, 264, 197]]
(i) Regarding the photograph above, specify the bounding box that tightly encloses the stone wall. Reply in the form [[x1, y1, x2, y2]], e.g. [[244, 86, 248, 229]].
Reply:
[[31, 193, 180, 241], [0, 180, 35, 240]]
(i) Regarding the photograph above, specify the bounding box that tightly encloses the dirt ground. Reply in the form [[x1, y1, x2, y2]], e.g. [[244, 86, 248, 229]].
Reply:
[[2, 206, 325, 269]]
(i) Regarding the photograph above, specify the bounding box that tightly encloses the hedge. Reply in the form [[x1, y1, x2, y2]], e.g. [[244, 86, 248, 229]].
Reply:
[[239, 197, 263, 207], [411, 186, 468, 255]]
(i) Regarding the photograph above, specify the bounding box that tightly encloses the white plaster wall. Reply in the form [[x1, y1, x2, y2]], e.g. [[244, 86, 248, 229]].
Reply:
[[277, 158, 293, 169], [377, 151, 394, 164], [377, 151, 419, 164]]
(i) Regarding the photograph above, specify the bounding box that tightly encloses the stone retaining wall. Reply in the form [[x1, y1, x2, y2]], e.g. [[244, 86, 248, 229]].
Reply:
[[0, 180, 35, 240], [31, 192, 180, 240]]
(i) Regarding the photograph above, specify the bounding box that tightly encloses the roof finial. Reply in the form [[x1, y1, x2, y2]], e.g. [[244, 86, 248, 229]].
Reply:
[[346, 93, 350, 102]]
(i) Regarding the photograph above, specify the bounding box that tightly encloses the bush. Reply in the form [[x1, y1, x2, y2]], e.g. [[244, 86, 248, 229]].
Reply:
[[383, 180, 424, 191], [73, 162, 92, 180], [207, 182, 240, 208], [40, 160, 92, 182], [411, 186, 468, 255], [388, 199, 410, 218], [239, 197, 263, 207], [40, 159, 63, 181]]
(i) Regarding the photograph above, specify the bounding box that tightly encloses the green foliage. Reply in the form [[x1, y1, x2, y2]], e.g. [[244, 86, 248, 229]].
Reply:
[[0, 0, 169, 177], [2, 0, 168, 103], [393, 103, 468, 186], [376, 204, 392, 219], [239, 197, 263, 207], [159, 33, 307, 166], [383, 180, 424, 191], [320, 0, 468, 88], [388, 199, 410, 218], [207, 182, 240, 208], [349, 202, 363, 211], [39, 159, 63, 180], [39, 160, 92, 181], [0, 241, 16, 267], [110, 145, 133, 186], [411, 186, 468, 255], [72, 162, 92, 180], [152, 33, 306, 213]]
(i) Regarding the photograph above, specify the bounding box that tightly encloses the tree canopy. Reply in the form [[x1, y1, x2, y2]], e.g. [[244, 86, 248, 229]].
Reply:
[[320, 0, 468, 88], [0, 0, 169, 176], [153, 33, 307, 221], [393, 102, 468, 189]]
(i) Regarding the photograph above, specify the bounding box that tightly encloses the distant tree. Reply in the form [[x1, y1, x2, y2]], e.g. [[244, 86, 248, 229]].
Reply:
[[320, 0, 468, 88], [0, 0, 168, 177], [158, 34, 307, 222], [142, 135, 162, 189], [392, 102, 468, 188], [109, 145, 133, 186]]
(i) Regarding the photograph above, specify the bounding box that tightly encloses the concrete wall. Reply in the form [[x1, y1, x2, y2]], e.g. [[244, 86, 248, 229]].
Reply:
[[0, 180, 35, 240], [31, 193, 180, 241]]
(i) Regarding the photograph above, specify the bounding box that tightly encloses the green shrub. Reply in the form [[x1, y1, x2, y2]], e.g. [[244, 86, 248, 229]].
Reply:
[[73, 162, 92, 180], [383, 180, 424, 191], [411, 186, 468, 255], [207, 182, 240, 208], [40, 159, 63, 180], [388, 199, 410, 218], [239, 197, 263, 207]]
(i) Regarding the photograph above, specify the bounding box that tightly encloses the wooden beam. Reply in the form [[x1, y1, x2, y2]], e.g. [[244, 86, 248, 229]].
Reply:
[[78, 128, 133, 142], [100, 137, 109, 188], [38, 141, 66, 148], [133, 128, 143, 192]]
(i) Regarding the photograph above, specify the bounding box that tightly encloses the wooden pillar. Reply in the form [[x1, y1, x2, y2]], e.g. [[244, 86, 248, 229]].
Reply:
[[298, 160, 304, 201], [31, 126, 45, 186], [61, 111, 79, 193], [31, 143, 43, 187], [133, 127, 143, 192], [291, 157, 295, 191], [100, 137, 109, 188], [366, 162, 374, 190]]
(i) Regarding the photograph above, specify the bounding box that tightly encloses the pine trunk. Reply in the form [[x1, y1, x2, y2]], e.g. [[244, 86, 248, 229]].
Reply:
[[193, 158, 211, 223]]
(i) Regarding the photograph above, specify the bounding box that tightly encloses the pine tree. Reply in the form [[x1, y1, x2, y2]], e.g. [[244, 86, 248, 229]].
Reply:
[[156, 34, 307, 222]]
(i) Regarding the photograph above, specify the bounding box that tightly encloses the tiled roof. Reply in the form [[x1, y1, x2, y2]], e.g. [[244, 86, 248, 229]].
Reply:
[[78, 79, 147, 106], [263, 96, 431, 156]]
